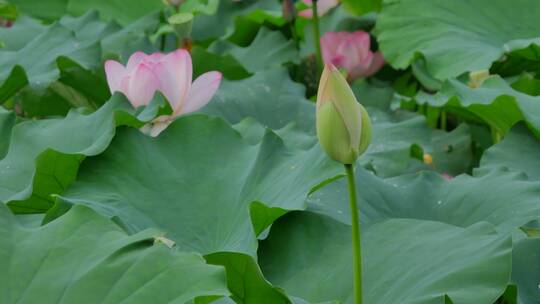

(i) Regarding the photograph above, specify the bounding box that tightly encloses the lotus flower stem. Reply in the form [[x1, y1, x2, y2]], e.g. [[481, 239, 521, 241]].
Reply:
[[440, 110, 447, 131], [311, 0, 323, 74], [344, 163, 363, 304]]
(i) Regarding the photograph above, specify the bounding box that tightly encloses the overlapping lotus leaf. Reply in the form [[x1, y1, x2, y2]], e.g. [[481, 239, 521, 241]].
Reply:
[[0, 11, 158, 106], [0, 94, 157, 212], [307, 166, 540, 234], [0, 203, 229, 303], [480, 123, 540, 180], [376, 0, 540, 80], [259, 211, 511, 304]]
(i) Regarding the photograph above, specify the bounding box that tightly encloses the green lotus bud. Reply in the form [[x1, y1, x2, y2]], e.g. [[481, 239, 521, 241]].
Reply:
[[316, 64, 372, 164]]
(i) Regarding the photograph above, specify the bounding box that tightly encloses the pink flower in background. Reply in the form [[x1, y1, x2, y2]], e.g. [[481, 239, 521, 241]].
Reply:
[[442, 173, 453, 180], [298, 0, 339, 18], [321, 31, 385, 81], [105, 49, 222, 136]]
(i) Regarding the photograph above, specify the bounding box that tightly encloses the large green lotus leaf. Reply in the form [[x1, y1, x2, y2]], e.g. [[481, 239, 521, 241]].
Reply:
[[58, 115, 340, 255], [14, 213, 44, 228], [0, 94, 146, 212], [308, 166, 540, 235], [351, 80, 395, 111], [205, 252, 291, 304], [341, 0, 381, 15], [192, 0, 282, 41], [203, 69, 472, 177], [202, 68, 316, 136], [354, 81, 469, 177], [208, 27, 298, 73], [232, 111, 472, 178], [0, 16, 46, 50], [66, 0, 163, 25], [511, 237, 540, 304], [14, 82, 84, 117], [18, 13, 158, 116], [7, 0, 67, 21], [259, 212, 512, 304], [0, 12, 157, 105], [414, 76, 540, 137], [191, 46, 251, 81], [10, 0, 163, 25], [0, 203, 229, 303], [480, 123, 540, 180], [213, 27, 297, 72], [0, 23, 99, 101], [365, 108, 472, 177], [55, 115, 340, 303], [375, 0, 540, 80], [15, 57, 111, 117], [66, 11, 158, 59]]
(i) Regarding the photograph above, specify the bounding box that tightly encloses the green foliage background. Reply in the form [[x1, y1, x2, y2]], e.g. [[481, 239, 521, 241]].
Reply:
[[1, 0, 540, 303]]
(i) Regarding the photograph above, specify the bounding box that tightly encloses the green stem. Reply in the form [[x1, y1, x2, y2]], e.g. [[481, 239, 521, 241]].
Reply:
[[312, 0, 323, 75], [440, 110, 447, 131], [491, 127, 502, 144], [417, 103, 425, 115], [344, 164, 363, 304], [160, 34, 166, 51], [290, 21, 299, 48]]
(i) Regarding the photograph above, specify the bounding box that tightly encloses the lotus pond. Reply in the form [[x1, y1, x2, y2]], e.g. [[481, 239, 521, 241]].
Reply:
[[0, 0, 539, 303]]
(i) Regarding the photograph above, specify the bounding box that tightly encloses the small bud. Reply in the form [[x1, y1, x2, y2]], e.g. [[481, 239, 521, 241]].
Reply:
[[468, 70, 490, 88], [423, 153, 433, 165], [282, 0, 296, 22], [316, 64, 372, 164]]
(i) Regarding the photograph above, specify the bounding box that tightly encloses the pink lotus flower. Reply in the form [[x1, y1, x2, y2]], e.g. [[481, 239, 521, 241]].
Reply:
[[298, 0, 339, 18], [105, 49, 222, 136], [321, 31, 385, 81]]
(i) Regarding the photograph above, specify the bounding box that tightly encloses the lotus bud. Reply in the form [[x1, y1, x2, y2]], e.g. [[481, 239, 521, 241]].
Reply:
[[468, 70, 490, 88], [316, 64, 372, 164]]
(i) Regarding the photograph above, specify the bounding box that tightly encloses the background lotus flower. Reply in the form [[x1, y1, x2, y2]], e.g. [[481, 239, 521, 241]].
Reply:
[[321, 31, 385, 81], [298, 0, 339, 18], [105, 49, 222, 136]]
